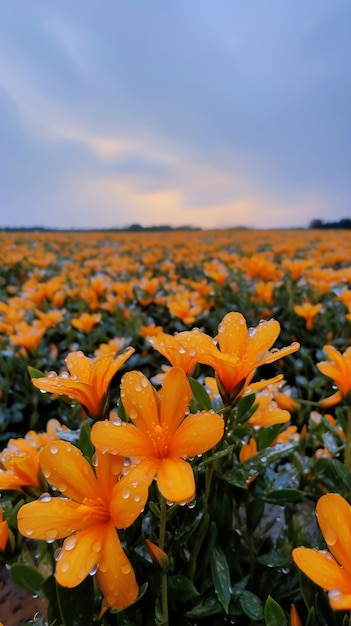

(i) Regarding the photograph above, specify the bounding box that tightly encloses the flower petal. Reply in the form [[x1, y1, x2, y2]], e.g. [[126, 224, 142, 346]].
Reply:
[[66, 351, 91, 381], [246, 319, 281, 368], [97, 522, 139, 610], [110, 463, 153, 528], [121, 371, 159, 433], [91, 421, 154, 457], [40, 441, 100, 502], [169, 412, 224, 458], [56, 524, 106, 587], [156, 457, 195, 503], [90, 348, 135, 392], [328, 589, 351, 611], [317, 493, 351, 577], [159, 368, 192, 435], [217, 312, 248, 357], [94, 450, 123, 502], [292, 547, 351, 593], [18, 498, 93, 541]]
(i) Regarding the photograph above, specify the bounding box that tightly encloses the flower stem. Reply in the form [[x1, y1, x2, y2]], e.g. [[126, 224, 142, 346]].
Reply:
[[345, 405, 351, 467], [159, 496, 169, 626]]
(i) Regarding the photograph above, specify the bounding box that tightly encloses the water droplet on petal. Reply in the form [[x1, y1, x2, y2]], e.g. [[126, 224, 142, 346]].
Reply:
[[39, 492, 51, 503], [60, 561, 70, 573], [54, 548, 62, 561], [50, 444, 59, 455], [325, 526, 338, 546], [64, 536, 77, 551], [129, 408, 138, 420], [122, 489, 131, 499], [89, 564, 98, 576], [121, 563, 131, 575]]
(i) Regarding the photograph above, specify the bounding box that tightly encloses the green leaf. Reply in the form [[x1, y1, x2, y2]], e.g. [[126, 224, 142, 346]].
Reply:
[[168, 575, 199, 603], [56, 575, 95, 626], [313, 458, 351, 498], [239, 590, 264, 621], [264, 595, 287, 626], [189, 377, 212, 411], [27, 366, 45, 379], [263, 488, 306, 504], [186, 595, 223, 618], [257, 424, 282, 449], [246, 497, 265, 533], [235, 392, 257, 423], [222, 467, 248, 489], [10, 563, 45, 596], [244, 443, 296, 477], [197, 444, 234, 473], [210, 545, 231, 614], [257, 547, 291, 568], [78, 420, 95, 460]]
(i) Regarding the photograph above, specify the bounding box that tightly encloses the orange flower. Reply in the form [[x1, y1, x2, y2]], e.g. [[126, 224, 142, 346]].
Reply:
[[71, 312, 101, 333], [17, 441, 149, 611], [293, 302, 323, 330], [9, 321, 46, 352], [35, 308, 66, 329], [317, 345, 351, 406], [0, 507, 9, 551], [0, 419, 63, 494], [31, 347, 134, 419], [293, 493, 351, 611], [92, 367, 224, 503], [147, 331, 197, 375], [239, 437, 257, 462], [290, 604, 302, 626], [246, 390, 290, 428], [179, 312, 299, 405]]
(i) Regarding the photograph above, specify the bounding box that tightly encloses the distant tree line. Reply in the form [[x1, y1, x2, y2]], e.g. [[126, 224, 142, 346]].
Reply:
[[309, 218, 351, 229], [0, 224, 201, 233]]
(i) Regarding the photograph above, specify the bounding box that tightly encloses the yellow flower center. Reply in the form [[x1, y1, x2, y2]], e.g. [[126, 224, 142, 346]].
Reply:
[[151, 424, 169, 458]]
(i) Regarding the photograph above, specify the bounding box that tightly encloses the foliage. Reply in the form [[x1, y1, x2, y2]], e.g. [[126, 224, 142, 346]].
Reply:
[[1, 228, 351, 625]]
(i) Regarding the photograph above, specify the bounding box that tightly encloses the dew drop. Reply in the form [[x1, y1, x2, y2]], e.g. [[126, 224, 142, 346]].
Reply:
[[187, 499, 196, 509], [50, 444, 59, 455], [134, 494, 141, 502], [121, 563, 131, 575], [89, 564, 98, 576], [141, 377, 148, 388], [60, 561, 70, 573], [54, 548, 62, 562], [39, 492, 51, 503], [129, 408, 138, 419], [135, 384, 142, 392], [42, 468, 51, 478], [64, 536, 77, 551], [93, 541, 101, 553], [122, 489, 131, 499], [46, 529, 58, 542], [101, 445, 110, 454], [325, 526, 337, 546], [26, 529, 34, 536], [112, 417, 122, 426]]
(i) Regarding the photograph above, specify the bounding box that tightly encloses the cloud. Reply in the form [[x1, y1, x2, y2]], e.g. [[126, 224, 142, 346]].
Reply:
[[0, 0, 350, 229]]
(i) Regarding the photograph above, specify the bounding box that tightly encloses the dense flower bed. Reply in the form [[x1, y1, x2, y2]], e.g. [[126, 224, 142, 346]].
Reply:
[[1, 228, 351, 625]]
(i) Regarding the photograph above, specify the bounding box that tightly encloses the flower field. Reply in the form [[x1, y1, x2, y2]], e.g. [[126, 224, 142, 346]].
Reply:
[[1, 227, 351, 625]]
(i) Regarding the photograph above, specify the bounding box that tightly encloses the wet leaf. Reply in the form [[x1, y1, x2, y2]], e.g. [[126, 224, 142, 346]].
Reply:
[[210, 545, 231, 614]]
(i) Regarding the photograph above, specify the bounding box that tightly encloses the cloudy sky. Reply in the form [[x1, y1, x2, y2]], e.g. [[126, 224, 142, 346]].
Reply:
[[0, 1, 350, 230]]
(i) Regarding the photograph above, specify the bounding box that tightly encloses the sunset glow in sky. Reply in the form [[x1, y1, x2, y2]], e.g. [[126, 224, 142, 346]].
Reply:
[[0, 1, 350, 230]]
